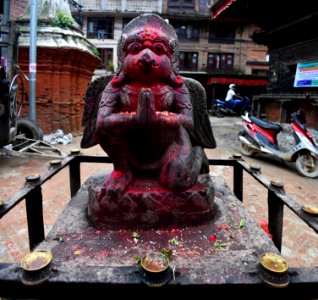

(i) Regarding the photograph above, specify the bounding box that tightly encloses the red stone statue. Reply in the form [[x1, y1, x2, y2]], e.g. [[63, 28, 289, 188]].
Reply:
[[81, 13, 216, 228]]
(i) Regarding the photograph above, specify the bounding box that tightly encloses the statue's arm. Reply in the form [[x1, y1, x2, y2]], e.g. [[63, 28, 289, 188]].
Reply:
[[96, 86, 135, 133], [157, 84, 194, 129]]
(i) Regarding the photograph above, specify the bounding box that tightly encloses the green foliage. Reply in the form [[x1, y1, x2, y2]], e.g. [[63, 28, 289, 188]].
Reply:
[[213, 241, 227, 250], [168, 237, 179, 246], [52, 12, 74, 29], [131, 231, 140, 238], [107, 61, 115, 73], [92, 48, 100, 57]]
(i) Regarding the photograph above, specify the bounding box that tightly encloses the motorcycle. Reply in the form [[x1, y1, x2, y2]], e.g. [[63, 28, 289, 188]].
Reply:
[[238, 110, 318, 178], [213, 96, 251, 117]]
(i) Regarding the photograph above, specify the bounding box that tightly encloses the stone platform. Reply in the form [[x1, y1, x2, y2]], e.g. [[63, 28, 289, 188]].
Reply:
[[87, 172, 215, 228], [32, 175, 278, 288]]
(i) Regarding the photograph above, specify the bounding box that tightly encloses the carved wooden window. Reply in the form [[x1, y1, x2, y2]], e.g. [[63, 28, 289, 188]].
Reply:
[[169, 20, 200, 42], [179, 52, 198, 71], [167, 0, 195, 12], [207, 53, 234, 72], [209, 23, 235, 44], [87, 17, 114, 39]]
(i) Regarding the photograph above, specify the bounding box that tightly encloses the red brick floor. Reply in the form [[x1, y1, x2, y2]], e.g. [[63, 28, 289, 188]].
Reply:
[[0, 128, 318, 269], [205, 148, 318, 269]]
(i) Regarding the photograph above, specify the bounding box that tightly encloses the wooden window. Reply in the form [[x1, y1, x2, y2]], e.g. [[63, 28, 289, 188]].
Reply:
[[122, 18, 133, 29], [209, 23, 235, 44], [179, 52, 198, 71], [207, 53, 234, 71], [167, 0, 195, 11], [169, 21, 199, 42], [87, 17, 114, 39], [97, 48, 114, 70]]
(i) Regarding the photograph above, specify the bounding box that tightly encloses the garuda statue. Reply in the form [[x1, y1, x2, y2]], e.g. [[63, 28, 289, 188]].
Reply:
[[81, 13, 216, 228]]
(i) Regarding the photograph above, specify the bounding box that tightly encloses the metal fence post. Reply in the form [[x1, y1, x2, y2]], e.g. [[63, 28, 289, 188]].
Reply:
[[233, 162, 243, 202], [268, 189, 284, 251], [25, 185, 45, 250], [69, 157, 81, 197]]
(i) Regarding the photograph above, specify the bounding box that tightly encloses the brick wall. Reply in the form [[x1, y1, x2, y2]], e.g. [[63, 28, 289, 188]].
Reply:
[[18, 47, 100, 134], [263, 99, 318, 130], [10, 0, 28, 19], [263, 100, 281, 122]]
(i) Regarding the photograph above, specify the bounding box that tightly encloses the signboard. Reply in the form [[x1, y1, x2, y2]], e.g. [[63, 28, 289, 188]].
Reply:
[[294, 61, 318, 88], [29, 63, 37, 73]]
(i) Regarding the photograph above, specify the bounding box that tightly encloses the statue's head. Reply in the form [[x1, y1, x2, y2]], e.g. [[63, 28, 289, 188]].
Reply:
[[113, 13, 181, 86]]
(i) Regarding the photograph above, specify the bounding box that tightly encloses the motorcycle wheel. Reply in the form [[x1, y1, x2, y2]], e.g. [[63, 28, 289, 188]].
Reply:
[[215, 109, 224, 118], [16, 118, 43, 141], [295, 152, 318, 178], [239, 140, 255, 157]]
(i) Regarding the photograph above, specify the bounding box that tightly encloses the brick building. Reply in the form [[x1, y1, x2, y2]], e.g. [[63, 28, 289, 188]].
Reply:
[[1, 0, 268, 136], [1, 0, 100, 135], [8, 0, 28, 19], [76, 0, 268, 108], [211, 0, 318, 129]]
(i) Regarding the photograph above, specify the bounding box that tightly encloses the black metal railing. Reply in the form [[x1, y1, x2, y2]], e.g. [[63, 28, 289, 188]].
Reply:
[[0, 153, 318, 298], [1, 154, 318, 252]]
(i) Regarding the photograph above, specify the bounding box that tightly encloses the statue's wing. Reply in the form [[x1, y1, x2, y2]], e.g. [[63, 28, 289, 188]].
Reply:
[[80, 75, 114, 148], [183, 77, 216, 149]]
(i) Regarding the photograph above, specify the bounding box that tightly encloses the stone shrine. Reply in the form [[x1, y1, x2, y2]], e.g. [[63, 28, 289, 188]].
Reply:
[[81, 13, 216, 228]]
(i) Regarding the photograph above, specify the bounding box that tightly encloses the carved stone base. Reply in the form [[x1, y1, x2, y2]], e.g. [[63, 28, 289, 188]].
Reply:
[[88, 172, 215, 229]]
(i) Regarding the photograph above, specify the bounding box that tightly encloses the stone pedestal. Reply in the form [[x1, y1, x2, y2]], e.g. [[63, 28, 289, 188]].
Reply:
[[31, 175, 278, 292], [87, 172, 215, 229]]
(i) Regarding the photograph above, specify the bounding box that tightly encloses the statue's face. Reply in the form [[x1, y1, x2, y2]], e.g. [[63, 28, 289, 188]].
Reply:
[[123, 27, 173, 83]]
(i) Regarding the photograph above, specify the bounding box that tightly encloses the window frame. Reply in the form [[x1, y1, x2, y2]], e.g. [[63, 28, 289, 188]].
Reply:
[[208, 23, 236, 44], [169, 20, 200, 42], [167, 0, 195, 11], [207, 53, 234, 72], [97, 48, 114, 70], [87, 17, 114, 39], [179, 51, 198, 72]]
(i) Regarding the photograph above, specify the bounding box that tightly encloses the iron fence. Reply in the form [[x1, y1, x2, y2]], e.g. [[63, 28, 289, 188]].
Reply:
[[0, 154, 317, 298]]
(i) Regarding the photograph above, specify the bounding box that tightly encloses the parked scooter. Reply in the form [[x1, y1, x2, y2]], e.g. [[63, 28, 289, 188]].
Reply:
[[213, 96, 251, 117], [238, 110, 318, 178]]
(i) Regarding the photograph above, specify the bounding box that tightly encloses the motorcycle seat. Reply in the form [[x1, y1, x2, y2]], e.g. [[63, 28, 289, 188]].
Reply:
[[250, 115, 282, 131]]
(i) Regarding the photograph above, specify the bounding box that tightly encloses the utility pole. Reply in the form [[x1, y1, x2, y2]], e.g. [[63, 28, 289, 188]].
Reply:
[[29, 0, 37, 122], [1, 0, 11, 80]]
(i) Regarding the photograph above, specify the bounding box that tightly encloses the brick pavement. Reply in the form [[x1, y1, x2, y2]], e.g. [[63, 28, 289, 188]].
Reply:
[[0, 118, 317, 269]]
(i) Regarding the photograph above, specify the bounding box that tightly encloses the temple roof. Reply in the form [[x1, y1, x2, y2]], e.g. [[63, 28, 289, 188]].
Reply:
[[210, 0, 318, 49]]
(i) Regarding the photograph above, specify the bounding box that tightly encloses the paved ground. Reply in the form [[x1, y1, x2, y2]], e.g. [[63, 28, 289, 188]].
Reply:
[[0, 116, 317, 268]]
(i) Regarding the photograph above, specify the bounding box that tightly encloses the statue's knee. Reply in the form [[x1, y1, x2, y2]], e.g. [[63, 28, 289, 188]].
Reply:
[[161, 169, 196, 192]]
